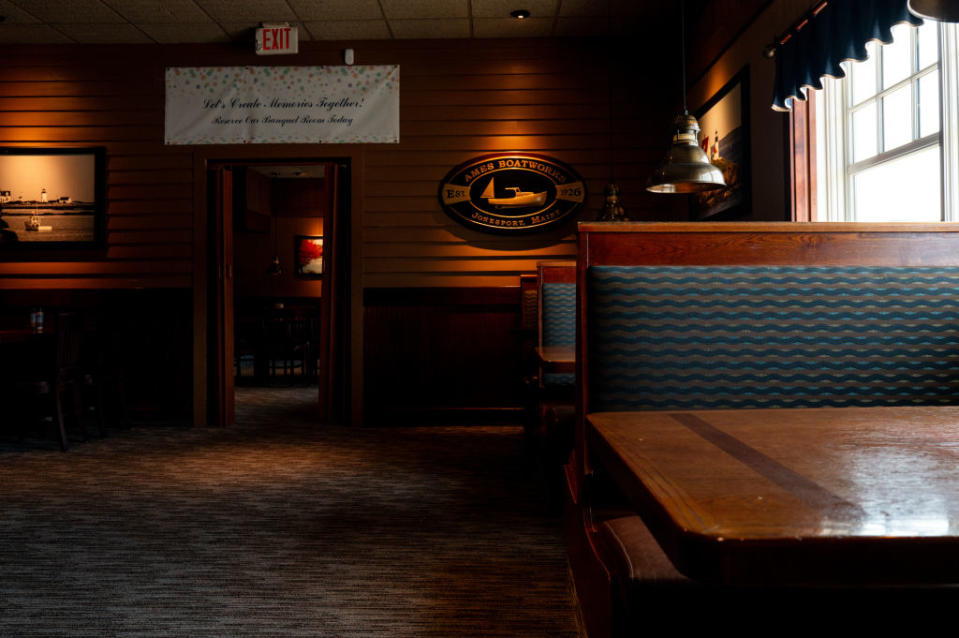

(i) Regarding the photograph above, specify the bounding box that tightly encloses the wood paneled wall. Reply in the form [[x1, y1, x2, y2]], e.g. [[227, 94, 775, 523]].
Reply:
[[0, 49, 190, 290], [1, 38, 682, 289], [687, 0, 812, 222], [233, 170, 325, 299], [358, 38, 685, 418], [361, 38, 684, 289], [0, 36, 685, 423]]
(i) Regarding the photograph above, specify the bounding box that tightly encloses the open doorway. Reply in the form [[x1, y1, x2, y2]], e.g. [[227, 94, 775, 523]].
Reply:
[[207, 159, 349, 427]]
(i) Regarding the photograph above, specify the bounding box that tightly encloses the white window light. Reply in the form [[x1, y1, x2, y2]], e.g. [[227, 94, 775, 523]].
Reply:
[[815, 19, 959, 222]]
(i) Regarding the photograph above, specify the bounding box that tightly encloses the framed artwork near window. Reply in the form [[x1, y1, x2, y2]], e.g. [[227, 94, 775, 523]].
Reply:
[[0, 146, 106, 247], [692, 67, 751, 220], [295, 235, 323, 278]]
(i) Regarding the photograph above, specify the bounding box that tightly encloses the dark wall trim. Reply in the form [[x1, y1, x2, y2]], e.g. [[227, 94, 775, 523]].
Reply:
[[364, 286, 520, 308]]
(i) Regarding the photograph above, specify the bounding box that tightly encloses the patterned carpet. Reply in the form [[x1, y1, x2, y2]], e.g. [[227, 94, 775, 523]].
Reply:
[[0, 387, 580, 637]]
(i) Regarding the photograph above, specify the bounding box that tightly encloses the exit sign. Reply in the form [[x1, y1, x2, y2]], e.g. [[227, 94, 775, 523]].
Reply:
[[255, 25, 298, 55]]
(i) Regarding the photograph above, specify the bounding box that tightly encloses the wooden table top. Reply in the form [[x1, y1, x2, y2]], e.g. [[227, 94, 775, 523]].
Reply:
[[535, 345, 574, 373], [588, 406, 959, 586]]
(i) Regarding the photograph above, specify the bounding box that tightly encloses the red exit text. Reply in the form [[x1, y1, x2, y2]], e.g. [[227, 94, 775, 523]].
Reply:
[[255, 26, 298, 55]]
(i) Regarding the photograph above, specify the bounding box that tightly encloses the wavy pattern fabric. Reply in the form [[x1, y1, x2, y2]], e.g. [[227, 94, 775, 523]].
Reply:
[[541, 283, 576, 388], [772, 0, 921, 111], [541, 283, 576, 346], [542, 372, 575, 388], [588, 266, 959, 411]]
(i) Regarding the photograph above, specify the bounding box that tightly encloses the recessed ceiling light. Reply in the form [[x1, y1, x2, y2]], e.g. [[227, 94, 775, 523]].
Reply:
[[510, 9, 531, 19]]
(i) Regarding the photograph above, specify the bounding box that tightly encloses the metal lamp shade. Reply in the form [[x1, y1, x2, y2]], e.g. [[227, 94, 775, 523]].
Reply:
[[908, 0, 959, 22], [647, 113, 726, 193]]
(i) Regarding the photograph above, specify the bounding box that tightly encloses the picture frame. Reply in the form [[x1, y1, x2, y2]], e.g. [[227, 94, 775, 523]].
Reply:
[[0, 146, 106, 248], [692, 67, 751, 220], [295, 235, 324, 278]]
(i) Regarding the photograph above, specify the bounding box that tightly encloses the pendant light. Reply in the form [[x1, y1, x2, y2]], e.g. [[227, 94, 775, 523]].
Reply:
[[908, 0, 959, 22], [647, 0, 725, 194]]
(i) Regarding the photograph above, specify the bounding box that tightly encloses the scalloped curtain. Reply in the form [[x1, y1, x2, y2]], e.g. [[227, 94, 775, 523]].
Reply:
[[772, 0, 922, 111]]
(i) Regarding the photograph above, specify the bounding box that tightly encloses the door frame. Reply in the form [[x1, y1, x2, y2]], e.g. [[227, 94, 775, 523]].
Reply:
[[194, 153, 354, 426]]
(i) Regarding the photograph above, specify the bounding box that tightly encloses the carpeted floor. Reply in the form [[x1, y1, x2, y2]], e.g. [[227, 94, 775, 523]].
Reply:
[[0, 386, 580, 637]]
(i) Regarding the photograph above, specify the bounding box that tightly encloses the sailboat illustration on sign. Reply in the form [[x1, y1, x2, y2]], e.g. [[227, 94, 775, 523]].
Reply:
[[480, 178, 547, 208]]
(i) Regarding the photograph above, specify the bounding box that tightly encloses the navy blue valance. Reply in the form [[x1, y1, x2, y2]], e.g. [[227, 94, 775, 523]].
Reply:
[[772, 0, 922, 111]]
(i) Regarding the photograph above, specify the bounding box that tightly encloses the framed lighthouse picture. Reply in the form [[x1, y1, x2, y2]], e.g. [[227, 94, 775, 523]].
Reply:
[[0, 146, 106, 248], [692, 67, 751, 220]]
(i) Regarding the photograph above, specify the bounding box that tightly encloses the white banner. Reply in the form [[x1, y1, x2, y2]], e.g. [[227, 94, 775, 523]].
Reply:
[[164, 65, 399, 145]]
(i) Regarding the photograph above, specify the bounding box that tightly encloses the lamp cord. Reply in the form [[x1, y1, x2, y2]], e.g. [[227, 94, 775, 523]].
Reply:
[[607, 0, 614, 182], [681, 0, 688, 115]]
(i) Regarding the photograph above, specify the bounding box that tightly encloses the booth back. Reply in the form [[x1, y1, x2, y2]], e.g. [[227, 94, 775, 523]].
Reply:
[[538, 261, 576, 388], [577, 223, 959, 421], [587, 264, 959, 411]]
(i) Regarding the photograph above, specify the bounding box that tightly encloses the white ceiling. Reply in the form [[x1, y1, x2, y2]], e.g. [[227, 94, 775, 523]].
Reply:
[[0, 0, 655, 44]]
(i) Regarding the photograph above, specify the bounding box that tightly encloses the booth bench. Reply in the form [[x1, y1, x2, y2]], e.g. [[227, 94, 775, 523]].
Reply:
[[569, 222, 959, 636]]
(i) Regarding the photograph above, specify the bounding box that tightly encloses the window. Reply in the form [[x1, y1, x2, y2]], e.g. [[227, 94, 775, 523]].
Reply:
[[814, 19, 959, 222]]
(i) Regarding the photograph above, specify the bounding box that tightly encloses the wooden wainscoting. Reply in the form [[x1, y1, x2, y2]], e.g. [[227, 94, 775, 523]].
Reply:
[[0, 288, 193, 425], [363, 287, 528, 424]]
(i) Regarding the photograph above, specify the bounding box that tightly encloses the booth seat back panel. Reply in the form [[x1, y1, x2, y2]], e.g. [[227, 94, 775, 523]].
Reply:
[[542, 283, 576, 346], [588, 265, 959, 411], [542, 282, 576, 387]]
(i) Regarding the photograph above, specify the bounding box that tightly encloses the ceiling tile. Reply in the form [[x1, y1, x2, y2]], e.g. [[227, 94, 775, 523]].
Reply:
[[390, 19, 470, 39], [553, 16, 608, 36], [0, 0, 41, 23], [0, 0, 660, 44], [138, 21, 230, 43], [558, 0, 608, 17], [305, 20, 391, 40], [100, 0, 211, 24], [0, 23, 72, 42], [286, 0, 383, 21], [473, 17, 553, 38], [53, 22, 153, 43], [472, 0, 558, 19], [380, 0, 468, 20], [192, 0, 297, 23], [7, 0, 125, 24]]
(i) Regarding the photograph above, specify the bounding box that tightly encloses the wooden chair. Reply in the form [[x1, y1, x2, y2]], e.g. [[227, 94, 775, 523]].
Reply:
[[13, 312, 96, 450], [260, 308, 313, 384]]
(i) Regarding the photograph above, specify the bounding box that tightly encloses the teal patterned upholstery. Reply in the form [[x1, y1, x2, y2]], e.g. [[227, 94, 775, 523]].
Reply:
[[542, 282, 576, 387], [588, 265, 959, 411]]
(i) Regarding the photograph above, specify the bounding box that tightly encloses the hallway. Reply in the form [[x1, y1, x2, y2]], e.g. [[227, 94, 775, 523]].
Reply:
[[0, 387, 579, 637]]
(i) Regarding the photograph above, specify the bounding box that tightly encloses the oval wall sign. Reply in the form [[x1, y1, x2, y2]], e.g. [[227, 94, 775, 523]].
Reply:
[[439, 153, 587, 233]]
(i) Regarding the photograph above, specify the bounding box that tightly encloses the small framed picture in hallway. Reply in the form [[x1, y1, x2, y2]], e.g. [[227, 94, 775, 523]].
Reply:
[[295, 235, 324, 278]]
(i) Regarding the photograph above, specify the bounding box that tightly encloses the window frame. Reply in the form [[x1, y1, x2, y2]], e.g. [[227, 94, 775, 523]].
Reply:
[[811, 21, 959, 223]]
